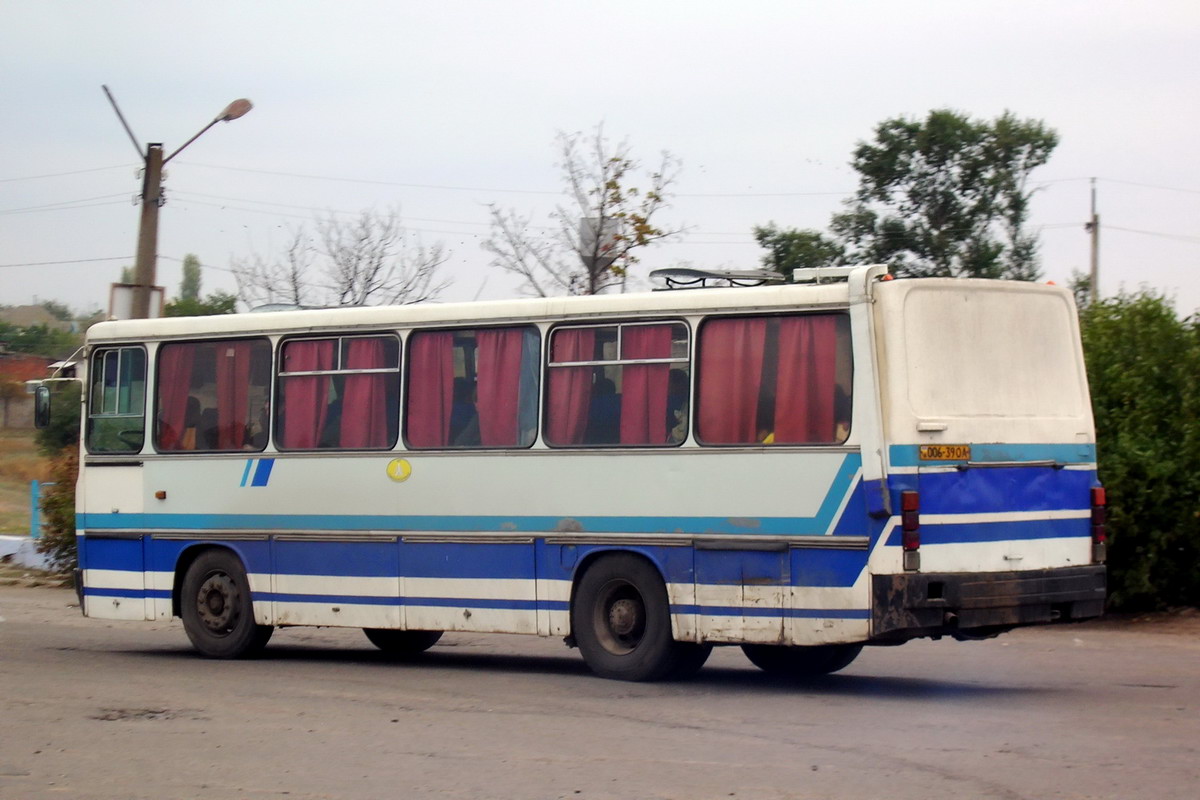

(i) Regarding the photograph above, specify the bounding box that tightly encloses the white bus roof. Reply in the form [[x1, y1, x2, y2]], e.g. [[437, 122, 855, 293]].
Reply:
[[85, 281, 856, 343]]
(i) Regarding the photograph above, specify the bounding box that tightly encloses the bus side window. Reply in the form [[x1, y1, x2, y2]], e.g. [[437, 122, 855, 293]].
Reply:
[[695, 314, 852, 445], [276, 334, 400, 451], [405, 325, 539, 449], [87, 346, 147, 453], [545, 321, 690, 447], [156, 339, 273, 453]]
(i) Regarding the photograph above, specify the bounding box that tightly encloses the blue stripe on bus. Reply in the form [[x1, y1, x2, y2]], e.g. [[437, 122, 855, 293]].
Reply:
[[889, 443, 1096, 467], [885, 518, 1089, 547], [240, 459, 254, 488], [79, 585, 865, 619], [917, 467, 1095, 515], [672, 605, 871, 619], [251, 458, 275, 487], [83, 586, 171, 600]]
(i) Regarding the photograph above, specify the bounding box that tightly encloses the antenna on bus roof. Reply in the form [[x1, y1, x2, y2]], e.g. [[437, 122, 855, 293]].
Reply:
[[649, 267, 785, 291]]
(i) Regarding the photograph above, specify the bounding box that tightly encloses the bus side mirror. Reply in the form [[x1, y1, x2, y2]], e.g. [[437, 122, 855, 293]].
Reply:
[[34, 385, 51, 429]]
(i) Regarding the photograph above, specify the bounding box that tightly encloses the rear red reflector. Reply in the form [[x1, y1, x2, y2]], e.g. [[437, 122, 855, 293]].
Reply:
[[1090, 486, 1107, 550], [900, 490, 920, 551]]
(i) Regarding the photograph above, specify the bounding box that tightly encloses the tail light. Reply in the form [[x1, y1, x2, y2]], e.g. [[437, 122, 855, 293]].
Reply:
[[1091, 486, 1107, 563], [901, 490, 920, 571]]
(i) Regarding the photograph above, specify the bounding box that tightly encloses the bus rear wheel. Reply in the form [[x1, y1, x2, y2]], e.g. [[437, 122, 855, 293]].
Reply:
[[741, 643, 863, 676], [573, 554, 683, 682], [363, 628, 443, 656], [180, 550, 273, 659]]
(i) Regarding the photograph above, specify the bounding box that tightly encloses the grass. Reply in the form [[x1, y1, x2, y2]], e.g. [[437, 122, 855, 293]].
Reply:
[[0, 429, 50, 535]]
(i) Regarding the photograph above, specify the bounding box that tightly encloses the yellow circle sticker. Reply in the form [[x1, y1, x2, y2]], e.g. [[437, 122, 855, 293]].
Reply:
[[386, 458, 412, 482]]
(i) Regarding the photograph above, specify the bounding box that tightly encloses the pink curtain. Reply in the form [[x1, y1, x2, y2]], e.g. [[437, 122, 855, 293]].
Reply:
[[341, 337, 392, 448], [774, 316, 838, 443], [215, 341, 252, 450], [620, 324, 672, 444], [280, 340, 335, 448], [476, 329, 524, 446], [407, 332, 455, 447], [546, 328, 595, 445], [698, 318, 767, 444], [156, 343, 195, 451]]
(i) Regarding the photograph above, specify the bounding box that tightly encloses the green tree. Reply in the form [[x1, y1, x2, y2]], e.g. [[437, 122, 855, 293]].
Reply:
[[760, 110, 1057, 281], [753, 224, 845, 278], [0, 322, 79, 358], [39, 300, 74, 322], [164, 291, 237, 317], [180, 254, 202, 302], [1080, 291, 1200, 610]]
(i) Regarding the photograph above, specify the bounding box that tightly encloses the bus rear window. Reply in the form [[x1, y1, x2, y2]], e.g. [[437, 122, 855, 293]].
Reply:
[[696, 314, 851, 445]]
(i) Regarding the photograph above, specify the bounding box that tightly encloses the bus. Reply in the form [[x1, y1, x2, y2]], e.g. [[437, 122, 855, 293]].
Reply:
[[47, 264, 1106, 681]]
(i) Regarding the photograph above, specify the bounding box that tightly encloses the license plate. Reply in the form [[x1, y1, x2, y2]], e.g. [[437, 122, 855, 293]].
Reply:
[[919, 444, 972, 461]]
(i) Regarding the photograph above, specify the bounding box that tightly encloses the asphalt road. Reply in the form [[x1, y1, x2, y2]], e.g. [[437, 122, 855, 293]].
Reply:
[[1, 586, 1197, 800]]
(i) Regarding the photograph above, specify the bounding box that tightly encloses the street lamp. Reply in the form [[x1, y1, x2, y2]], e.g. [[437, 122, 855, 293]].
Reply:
[[103, 86, 253, 319]]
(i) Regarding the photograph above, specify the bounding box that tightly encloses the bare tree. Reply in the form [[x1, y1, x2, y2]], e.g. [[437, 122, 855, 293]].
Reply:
[[232, 229, 316, 309], [484, 125, 683, 296], [233, 209, 450, 309]]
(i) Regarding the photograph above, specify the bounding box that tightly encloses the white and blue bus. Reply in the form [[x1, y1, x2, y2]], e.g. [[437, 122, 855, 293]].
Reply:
[[54, 264, 1106, 680]]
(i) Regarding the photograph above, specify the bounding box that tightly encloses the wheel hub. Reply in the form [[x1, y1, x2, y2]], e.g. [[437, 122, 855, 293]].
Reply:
[[608, 598, 641, 637], [195, 574, 238, 633]]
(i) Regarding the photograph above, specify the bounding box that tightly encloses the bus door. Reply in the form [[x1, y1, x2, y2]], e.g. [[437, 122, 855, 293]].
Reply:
[[80, 345, 150, 620]]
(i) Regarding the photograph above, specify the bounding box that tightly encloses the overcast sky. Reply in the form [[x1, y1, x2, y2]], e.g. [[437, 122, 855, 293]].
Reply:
[[2, 1, 1198, 316]]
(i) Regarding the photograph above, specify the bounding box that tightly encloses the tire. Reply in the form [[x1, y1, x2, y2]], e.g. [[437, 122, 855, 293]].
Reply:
[[572, 554, 680, 681], [741, 643, 863, 676], [669, 642, 714, 679], [363, 628, 443, 656], [180, 550, 273, 658]]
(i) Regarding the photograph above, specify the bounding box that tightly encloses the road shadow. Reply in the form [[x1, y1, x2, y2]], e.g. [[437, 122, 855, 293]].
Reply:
[[127, 641, 1060, 702]]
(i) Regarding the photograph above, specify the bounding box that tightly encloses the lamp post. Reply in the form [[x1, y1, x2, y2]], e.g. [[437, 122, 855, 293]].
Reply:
[[103, 88, 253, 319]]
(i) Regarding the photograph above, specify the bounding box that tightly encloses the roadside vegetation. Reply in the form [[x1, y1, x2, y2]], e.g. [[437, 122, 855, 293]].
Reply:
[[1079, 291, 1200, 611]]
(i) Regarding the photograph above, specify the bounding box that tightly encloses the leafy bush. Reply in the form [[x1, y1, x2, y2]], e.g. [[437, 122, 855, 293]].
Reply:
[[1080, 292, 1200, 610], [37, 445, 78, 573]]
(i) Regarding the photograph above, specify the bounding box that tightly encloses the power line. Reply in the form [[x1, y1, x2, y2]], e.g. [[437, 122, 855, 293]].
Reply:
[[0, 193, 131, 215], [177, 160, 858, 199], [0, 164, 135, 183], [176, 161, 561, 196], [159, 254, 237, 274], [0, 256, 132, 269], [1102, 179, 1200, 196], [1107, 225, 1200, 244]]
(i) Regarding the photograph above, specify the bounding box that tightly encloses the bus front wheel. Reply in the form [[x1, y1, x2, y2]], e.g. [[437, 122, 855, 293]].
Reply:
[[180, 550, 273, 658], [741, 643, 863, 676], [363, 628, 443, 656], [572, 554, 682, 682]]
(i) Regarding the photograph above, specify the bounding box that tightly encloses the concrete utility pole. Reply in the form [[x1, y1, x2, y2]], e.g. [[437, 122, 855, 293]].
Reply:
[[103, 86, 253, 319], [1085, 177, 1100, 304], [131, 143, 164, 320]]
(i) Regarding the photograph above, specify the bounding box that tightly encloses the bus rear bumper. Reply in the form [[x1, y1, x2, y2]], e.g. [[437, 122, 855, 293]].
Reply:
[[870, 565, 1106, 642]]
